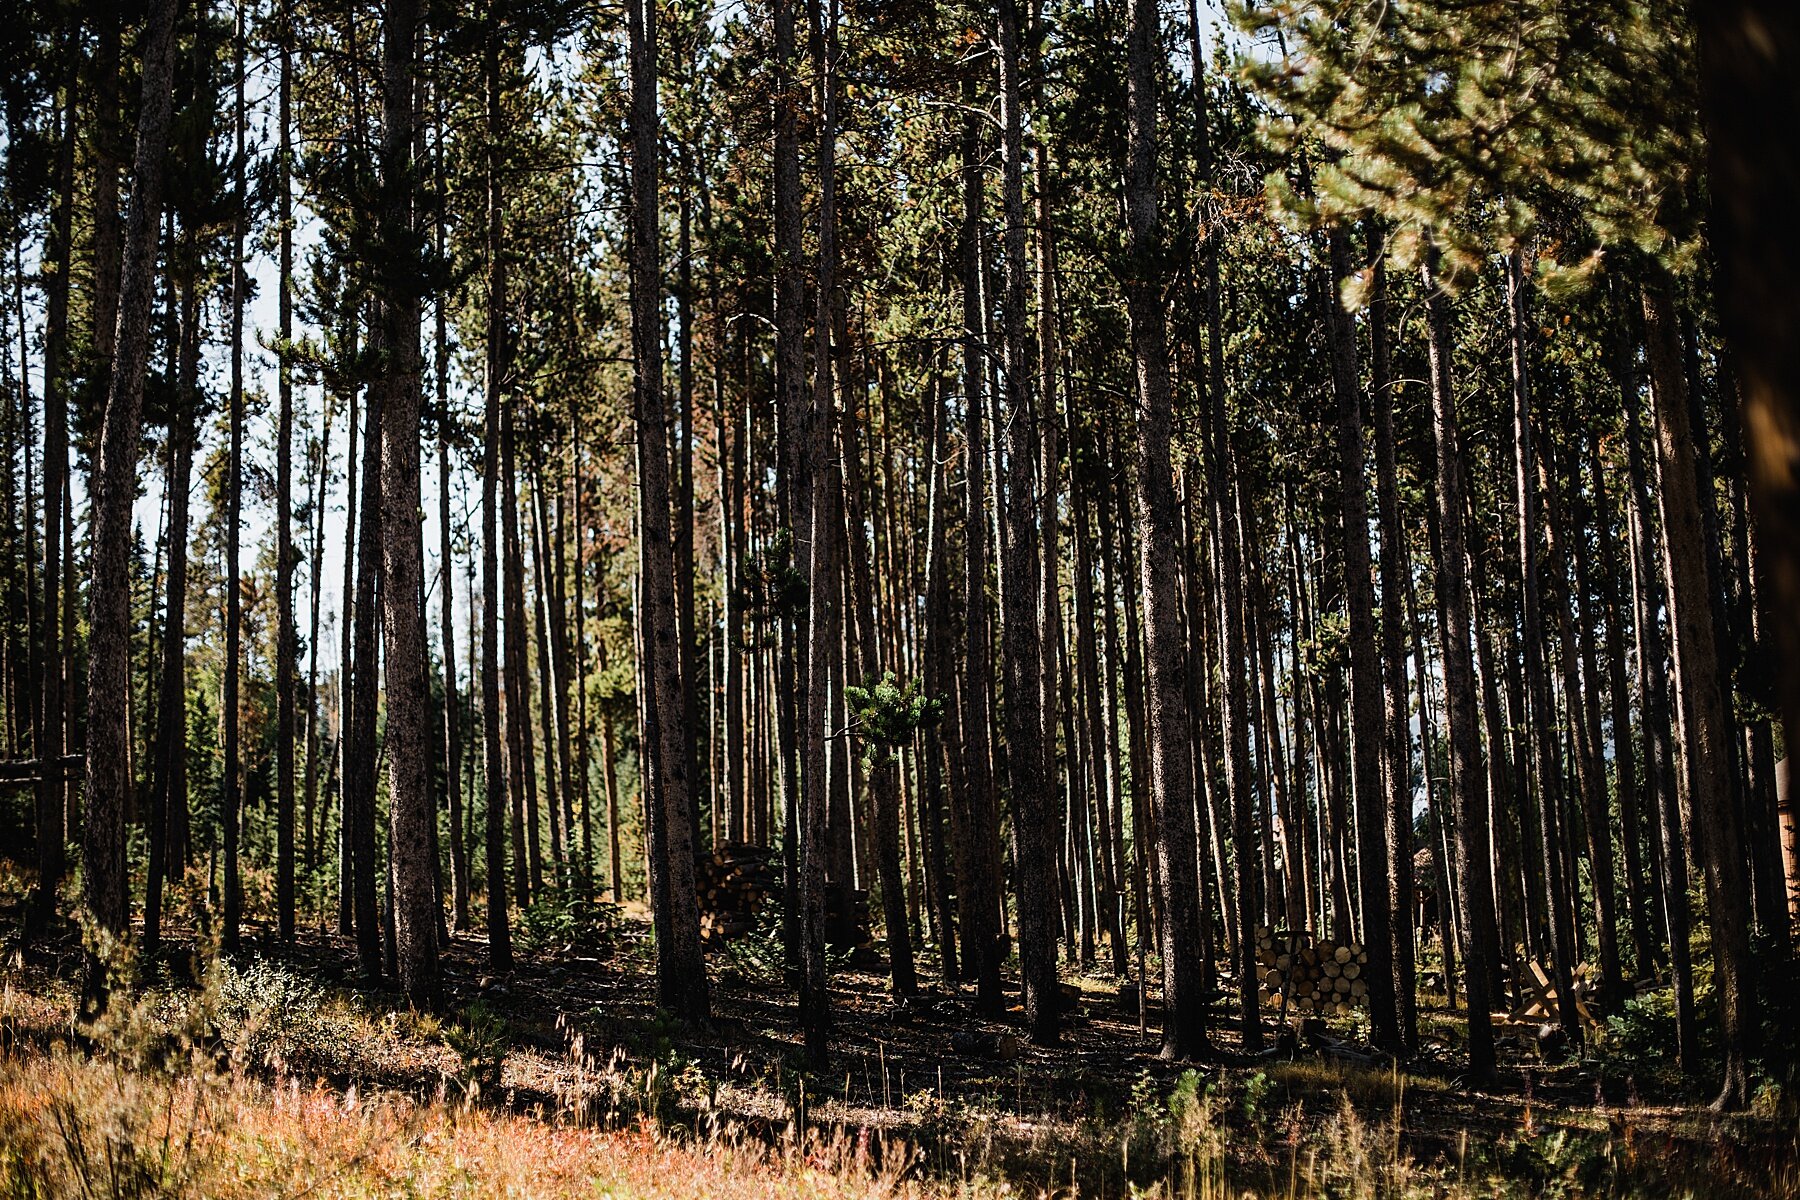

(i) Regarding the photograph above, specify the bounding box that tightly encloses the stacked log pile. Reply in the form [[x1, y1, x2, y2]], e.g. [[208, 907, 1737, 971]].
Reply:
[[696, 844, 779, 943], [692, 846, 875, 954], [1254, 926, 1370, 1017]]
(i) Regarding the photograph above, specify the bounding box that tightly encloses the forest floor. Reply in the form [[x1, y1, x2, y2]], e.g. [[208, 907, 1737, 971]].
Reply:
[[2, 883, 1797, 1197]]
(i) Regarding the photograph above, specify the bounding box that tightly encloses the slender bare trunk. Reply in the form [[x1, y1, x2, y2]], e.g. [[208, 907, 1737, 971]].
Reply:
[[82, 0, 179, 1005], [1326, 228, 1399, 1050], [1643, 277, 1757, 1109], [1423, 251, 1498, 1081], [1507, 252, 1581, 1043], [1126, 0, 1209, 1060], [629, 0, 709, 1021], [1367, 238, 1417, 1050], [376, 0, 439, 1008], [222, 5, 247, 952]]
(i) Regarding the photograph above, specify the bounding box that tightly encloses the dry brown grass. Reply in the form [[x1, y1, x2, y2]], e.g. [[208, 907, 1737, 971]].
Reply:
[[0, 1049, 957, 1200], [2, 928, 1795, 1199]]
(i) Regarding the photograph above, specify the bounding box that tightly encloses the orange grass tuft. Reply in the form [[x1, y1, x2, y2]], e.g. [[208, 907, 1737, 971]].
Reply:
[[0, 1050, 951, 1199]]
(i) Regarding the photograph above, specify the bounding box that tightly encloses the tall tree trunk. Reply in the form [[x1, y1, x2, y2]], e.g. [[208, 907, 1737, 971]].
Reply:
[[995, 0, 1058, 1045], [1367, 239, 1417, 1050], [1188, 5, 1260, 1052], [1542, 433, 1608, 1007], [348, 315, 386, 981], [377, 0, 440, 1009], [676, 181, 701, 858], [222, 4, 248, 952], [1643, 278, 1757, 1110], [770, 0, 808, 974], [1326, 228, 1399, 1051], [145, 276, 199, 954], [1126, 0, 1209, 1061], [1690, 0, 1800, 948], [957, 74, 1004, 1012], [919, 372, 960, 982], [1593, 429, 1655, 977], [88, 16, 122, 423], [1566, 444, 1624, 1006], [572, 418, 594, 888], [531, 484, 566, 885], [437, 241, 469, 932], [1507, 252, 1581, 1044], [303, 388, 331, 875], [628, 0, 709, 1023], [1422, 252, 1498, 1081], [338, 323, 361, 938], [1073, 457, 1128, 976], [842, 345, 916, 1000], [547, 475, 578, 876], [82, 0, 179, 1006], [275, 0, 297, 944], [1467, 506, 1523, 1007], [1405, 534, 1458, 1007], [796, 0, 842, 1062], [1619, 317, 1696, 1070], [27, 57, 75, 941], [481, 24, 512, 969], [503, 408, 541, 903], [1038, 143, 1080, 968]]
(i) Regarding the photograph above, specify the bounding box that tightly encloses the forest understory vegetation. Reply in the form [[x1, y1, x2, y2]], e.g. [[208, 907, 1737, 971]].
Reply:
[[2, 873, 1797, 1198]]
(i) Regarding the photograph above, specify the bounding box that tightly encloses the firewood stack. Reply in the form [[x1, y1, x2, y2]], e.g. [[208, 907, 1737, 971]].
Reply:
[[696, 843, 779, 944], [1254, 926, 1371, 1017]]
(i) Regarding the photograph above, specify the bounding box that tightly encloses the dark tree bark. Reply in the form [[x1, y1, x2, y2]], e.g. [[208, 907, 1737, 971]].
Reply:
[[995, 0, 1058, 1045], [303, 377, 330, 873], [530, 484, 566, 885], [1467, 514, 1523, 1007], [628, 0, 710, 1023], [1507, 252, 1581, 1044], [503, 408, 541, 903], [1187, 4, 1260, 1052], [572, 417, 594, 888], [145, 275, 199, 954], [26, 51, 75, 942], [675, 189, 699, 859], [479, 20, 514, 972], [337, 320, 361, 939], [1643, 278, 1757, 1110], [771, 0, 808, 974], [1367, 239, 1417, 1051], [437, 199, 469, 932], [348, 321, 386, 981], [1565, 443, 1625, 1006], [275, 0, 297, 944], [81, 0, 179, 1004], [1325, 228, 1399, 1051], [1592, 427, 1656, 978], [957, 72, 1004, 1012], [796, 0, 843, 1063], [376, 0, 440, 1009], [1422, 252, 1499, 1081], [919, 371, 960, 983], [842, 344, 916, 1001], [1126, 0, 1210, 1061], [222, 5, 248, 952], [88, 16, 122, 420], [1619, 322, 1696, 1071], [1405, 532, 1459, 1007], [1073, 455, 1128, 976], [1690, 0, 1800, 943]]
